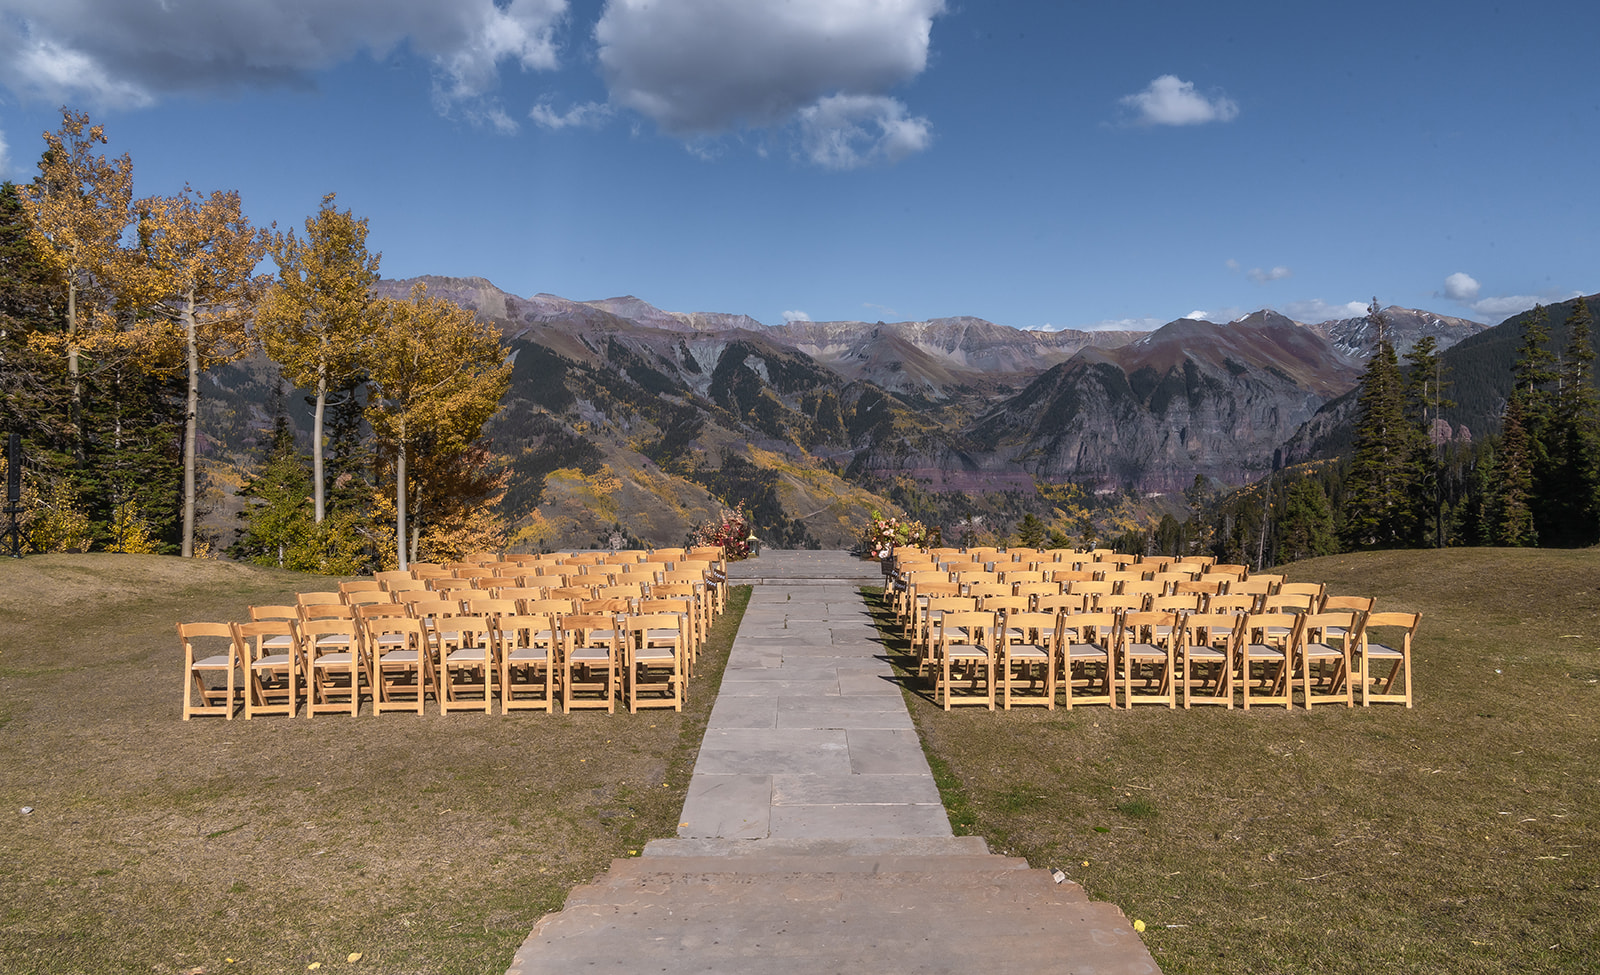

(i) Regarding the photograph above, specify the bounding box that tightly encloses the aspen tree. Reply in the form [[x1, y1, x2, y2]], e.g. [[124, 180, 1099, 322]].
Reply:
[[364, 284, 509, 569], [127, 186, 271, 556], [255, 194, 379, 523], [17, 109, 134, 463]]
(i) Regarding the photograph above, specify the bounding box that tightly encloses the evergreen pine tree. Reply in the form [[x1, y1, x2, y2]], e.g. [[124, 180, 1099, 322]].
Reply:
[[1342, 333, 1417, 549], [1542, 297, 1600, 546], [1279, 477, 1338, 562], [1490, 395, 1538, 546], [1403, 336, 1455, 546]]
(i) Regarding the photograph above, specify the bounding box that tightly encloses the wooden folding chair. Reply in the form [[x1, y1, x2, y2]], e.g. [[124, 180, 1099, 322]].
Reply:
[[621, 613, 687, 713], [234, 619, 297, 718], [179, 622, 240, 720], [1358, 612, 1418, 706], [932, 610, 996, 710], [1180, 611, 1238, 709], [438, 614, 496, 714], [1119, 611, 1180, 708], [499, 613, 559, 714], [1296, 611, 1360, 708], [368, 616, 435, 715], [301, 617, 365, 717], [559, 612, 621, 713], [995, 609, 1057, 709], [1238, 612, 1301, 710]]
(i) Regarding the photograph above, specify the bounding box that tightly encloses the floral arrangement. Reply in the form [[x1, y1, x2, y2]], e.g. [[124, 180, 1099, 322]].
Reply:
[[689, 502, 753, 561], [860, 510, 939, 561]]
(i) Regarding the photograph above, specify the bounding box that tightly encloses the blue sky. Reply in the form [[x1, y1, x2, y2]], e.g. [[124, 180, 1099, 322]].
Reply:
[[0, 0, 1593, 331]]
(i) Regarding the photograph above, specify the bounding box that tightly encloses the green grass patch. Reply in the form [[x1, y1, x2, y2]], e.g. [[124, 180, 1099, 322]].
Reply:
[[0, 553, 747, 975], [869, 548, 1600, 974]]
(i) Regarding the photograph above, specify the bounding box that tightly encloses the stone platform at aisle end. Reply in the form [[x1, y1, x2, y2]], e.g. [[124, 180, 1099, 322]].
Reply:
[[506, 551, 1160, 975]]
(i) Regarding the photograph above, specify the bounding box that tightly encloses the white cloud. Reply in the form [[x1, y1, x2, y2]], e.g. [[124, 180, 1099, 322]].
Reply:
[[1441, 271, 1481, 302], [0, 0, 566, 120], [1033, 316, 1163, 333], [0, 127, 10, 179], [797, 94, 931, 170], [1280, 299, 1371, 323], [530, 99, 614, 130], [1119, 75, 1239, 126], [594, 0, 943, 166], [1183, 310, 1211, 321], [1246, 265, 1292, 284], [1468, 295, 1543, 322], [782, 309, 812, 323]]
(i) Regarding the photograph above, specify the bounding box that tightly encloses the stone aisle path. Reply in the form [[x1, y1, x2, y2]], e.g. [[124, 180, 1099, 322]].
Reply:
[[506, 552, 1160, 974]]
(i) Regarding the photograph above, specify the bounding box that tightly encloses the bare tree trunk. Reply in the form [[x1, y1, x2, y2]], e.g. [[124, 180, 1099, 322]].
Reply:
[[67, 278, 83, 466], [312, 360, 327, 524], [181, 291, 199, 558], [395, 423, 407, 570]]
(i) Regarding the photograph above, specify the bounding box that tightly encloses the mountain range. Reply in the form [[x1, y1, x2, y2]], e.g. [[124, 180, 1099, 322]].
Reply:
[[206, 276, 1501, 549]]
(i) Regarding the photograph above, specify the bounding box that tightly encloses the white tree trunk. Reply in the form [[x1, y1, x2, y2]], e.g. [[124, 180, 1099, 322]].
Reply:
[[181, 291, 199, 557], [395, 418, 408, 570], [312, 360, 327, 524]]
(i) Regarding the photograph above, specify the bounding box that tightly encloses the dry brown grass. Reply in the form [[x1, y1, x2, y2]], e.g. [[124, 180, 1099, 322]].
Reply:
[[874, 548, 1600, 974], [0, 554, 747, 975]]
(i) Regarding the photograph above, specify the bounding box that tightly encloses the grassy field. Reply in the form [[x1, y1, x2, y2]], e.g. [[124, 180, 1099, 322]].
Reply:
[[0, 554, 748, 975], [877, 547, 1600, 974]]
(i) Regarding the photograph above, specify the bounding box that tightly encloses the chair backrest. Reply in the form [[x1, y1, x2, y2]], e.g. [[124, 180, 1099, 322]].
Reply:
[[1013, 582, 1060, 604], [521, 597, 578, 617], [1183, 612, 1242, 650], [1209, 593, 1258, 615], [1301, 610, 1363, 645], [1121, 611, 1179, 645], [463, 597, 519, 620], [498, 613, 557, 649], [296, 591, 343, 608], [493, 586, 546, 604], [343, 590, 394, 607], [1278, 581, 1326, 601], [1228, 577, 1276, 596], [979, 594, 1030, 616], [595, 582, 646, 600], [1262, 592, 1314, 614], [299, 602, 354, 622], [1119, 579, 1163, 598], [1242, 612, 1304, 646], [406, 598, 461, 622], [560, 613, 620, 646], [374, 570, 413, 588], [364, 615, 426, 651], [925, 595, 977, 616], [232, 619, 294, 661], [640, 596, 693, 617], [357, 602, 409, 622], [583, 597, 634, 616], [1098, 594, 1147, 616], [935, 611, 995, 645], [1050, 568, 1095, 584], [1151, 593, 1203, 614], [999, 610, 1058, 645], [339, 580, 383, 595], [1175, 578, 1226, 597], [249, 604, 299, 622], [1035, 592, 1081, 616], [1323, 594, 1376, 614], [1062, 611, 1118, 643], [999, 569, 1047, 585], [1364, 612, 1420, 645], [546, 584, 596, 602], [380, 576, 427, 593], [1207, 563, 1249, 580], [964, 581, 1012, 599]]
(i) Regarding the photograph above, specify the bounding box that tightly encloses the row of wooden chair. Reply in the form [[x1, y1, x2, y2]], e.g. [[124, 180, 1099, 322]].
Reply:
[[915, 604, 1418, 711], [180, 549, 727, 720]]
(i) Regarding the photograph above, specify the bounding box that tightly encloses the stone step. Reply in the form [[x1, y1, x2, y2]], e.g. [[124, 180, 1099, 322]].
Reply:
[[507, 858, 1157, 975], [643, 835, 995, 859]]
